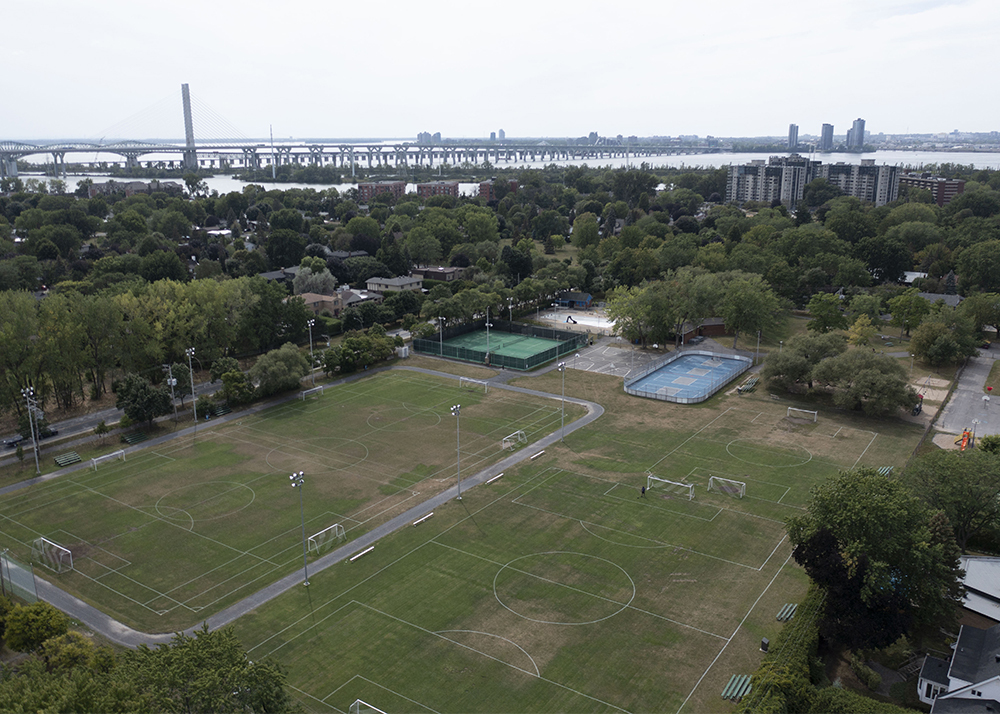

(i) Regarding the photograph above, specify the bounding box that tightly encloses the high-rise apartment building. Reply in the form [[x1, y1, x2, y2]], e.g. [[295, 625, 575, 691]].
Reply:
[[726, 155, 898, 207], [820, 124, 834, 151], [788, 124, 799, 150], [847, 118, 866, 149]]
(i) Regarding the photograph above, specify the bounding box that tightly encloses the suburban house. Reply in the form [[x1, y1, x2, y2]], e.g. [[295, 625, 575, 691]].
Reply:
[[410, 266, 464, 282], [918, 621, 1000, 711], [258, 266, 300, 286], [366, 276, 423, 293], [554, 291, 593, 309], [299, 292, 345, 318]]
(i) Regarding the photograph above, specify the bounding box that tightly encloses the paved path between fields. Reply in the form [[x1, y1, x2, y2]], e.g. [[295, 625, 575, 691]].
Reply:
[[20, 365, 605, 648], [936, 347, 999, 437]]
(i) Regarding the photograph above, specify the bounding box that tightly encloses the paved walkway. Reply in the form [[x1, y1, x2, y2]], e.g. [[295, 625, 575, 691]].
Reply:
[[936, 348, 998, 437], [16, 365, 604, 648]]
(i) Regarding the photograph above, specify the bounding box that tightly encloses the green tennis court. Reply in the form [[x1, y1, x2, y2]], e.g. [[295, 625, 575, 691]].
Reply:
[[444, 330, 562, 359]]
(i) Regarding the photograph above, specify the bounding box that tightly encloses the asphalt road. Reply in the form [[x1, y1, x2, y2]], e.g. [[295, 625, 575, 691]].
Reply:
[[936, 348, 999, 437], [10, 365, 605, 648]]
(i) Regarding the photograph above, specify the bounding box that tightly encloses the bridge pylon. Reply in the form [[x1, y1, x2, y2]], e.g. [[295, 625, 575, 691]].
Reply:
[[181, 83, 198, 172]]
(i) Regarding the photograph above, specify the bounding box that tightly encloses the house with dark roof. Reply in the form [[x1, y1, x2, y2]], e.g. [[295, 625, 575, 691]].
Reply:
[[918, 622, 1000, 711], [555, 291, 592, 309]]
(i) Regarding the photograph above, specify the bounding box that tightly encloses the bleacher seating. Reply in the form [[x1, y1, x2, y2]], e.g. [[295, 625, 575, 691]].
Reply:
[[737, 376, 759, 394], [776, 603, 798, 621], [721, 674, 752, 701], [54, 452, 81, 467], [121, 432, 148, 445]]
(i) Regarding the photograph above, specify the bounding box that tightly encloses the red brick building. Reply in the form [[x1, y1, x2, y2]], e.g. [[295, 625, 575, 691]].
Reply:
[[478, 178, 518, 201], [897, 173, 966, 206], [358, 181, 407, 203], [416, 181, 459, 199]]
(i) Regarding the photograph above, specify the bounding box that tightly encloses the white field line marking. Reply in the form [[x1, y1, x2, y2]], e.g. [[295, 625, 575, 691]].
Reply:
[[852, 431, 879, 468], [676, 547, 794, 714]]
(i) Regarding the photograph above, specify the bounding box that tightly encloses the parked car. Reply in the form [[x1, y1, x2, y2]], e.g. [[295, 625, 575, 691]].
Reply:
[[2, 435, 24, 449]]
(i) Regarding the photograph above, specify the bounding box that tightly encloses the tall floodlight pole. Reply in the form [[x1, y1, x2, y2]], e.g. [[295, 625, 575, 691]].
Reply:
[[162, 364, 178, 422], [186, 347, 197, 438], [558, 362, 567, 441], [439, 316, 445, 355], [289, 471, 309, 586], [508, 297, 514, 322], [307, 319, 316, 386], [21, 387, 40, 474], [450, 405, 462, 500], [485, 306, 492, 355]]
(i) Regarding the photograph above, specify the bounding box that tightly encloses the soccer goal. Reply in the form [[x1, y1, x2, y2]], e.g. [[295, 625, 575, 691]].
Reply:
[[31, 537, 73, 573], [787, 407, 818, 422], [91, 449, 125, 471], [299, 386, 324, 400], [350, 700, 387, 714], [708, 476, 746, 499], [459, 376, 489, 393], [502, 430, 527, 450], [307, 523, 346, 555], [646, 474, 695, 500]]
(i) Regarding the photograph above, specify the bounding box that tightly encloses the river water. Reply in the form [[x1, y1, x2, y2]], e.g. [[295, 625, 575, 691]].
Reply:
[[20, 149, 1000, 197]]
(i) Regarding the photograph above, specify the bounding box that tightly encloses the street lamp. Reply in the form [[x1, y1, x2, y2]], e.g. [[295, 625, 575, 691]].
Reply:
[[20, 387, 40, 474], [910, 353, 915, 376], [162, 364, 178, 422], [289, 471, 309, 586], [508, 297, 514, 323], [439, 316, 445, 356], [186, 347, 197, 438], [485, 306, 493, 355], [557, 362, 567, 441], [779, 341, 783, 353], [450, 405, 462, 500], [307, 319, 316, 386]]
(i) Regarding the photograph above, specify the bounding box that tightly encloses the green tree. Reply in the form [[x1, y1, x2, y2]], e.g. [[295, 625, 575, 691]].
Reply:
[[719, 274, 781, 349], [848, 293, 884, 321], [806, 293, 848, 333], [812, 350, 917, 417], [787, 468, 964, 650], [4, 602, 68, 652], [957, 240, 1000, 294], [115, 373, 172, 428], [761, 332, 847, 391], [847, 313, 878, 347], [959, 292, 1000, 335], [910, 311, 978, 366], [979, 434, 1000, 455], [888, 288, 931, 338], [249, 343, 309, 397], [220, 370, 254, 405], [265, 229, 307, 269], [111, 625, 295, 713], [571, 213, 600, 249], [210, 356, 240, 383], [802, 178, 844, 207], [901, 449, 1000, 551]]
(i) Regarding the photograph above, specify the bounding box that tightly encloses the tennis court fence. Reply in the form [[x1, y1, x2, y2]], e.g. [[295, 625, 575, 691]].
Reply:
[[624, 349, 752, 404], [414, 319, 587, 370]]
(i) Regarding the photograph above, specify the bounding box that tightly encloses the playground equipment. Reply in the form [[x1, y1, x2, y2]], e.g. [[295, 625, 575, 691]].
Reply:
[[956, 428, 974, 451]]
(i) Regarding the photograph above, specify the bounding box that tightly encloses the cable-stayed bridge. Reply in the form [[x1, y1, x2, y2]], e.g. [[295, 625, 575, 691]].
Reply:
[[1, 85, 720, 178]]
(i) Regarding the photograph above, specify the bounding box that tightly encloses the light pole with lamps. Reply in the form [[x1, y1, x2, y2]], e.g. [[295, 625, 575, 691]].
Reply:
[[779, 341, 783, 353], [186, 347, 197, 438], [508, 297, 514, 322], [289, 471, 309, 586], [485, 306, 492, 355], [450, 405, 462, 500], [439, 316, 445, 355], [21, 387, 40, 474], [307, 319, 316, 385], [162, 364, 178, 422], [558, 362, 567, 441]]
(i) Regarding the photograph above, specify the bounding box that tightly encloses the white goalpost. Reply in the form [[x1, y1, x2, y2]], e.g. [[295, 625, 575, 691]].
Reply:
[[646, 474, 695, 500], [299, 386, 324, 400], [307, 523, 346, 555], [787, 407, 818, 422], [459, 377, 489, 393], [91, 449, 125, 470], [708, 476, 746, 499], [31, 537, 73, 573], [350, 700, 387, 714], [502, 430, 527, 450]]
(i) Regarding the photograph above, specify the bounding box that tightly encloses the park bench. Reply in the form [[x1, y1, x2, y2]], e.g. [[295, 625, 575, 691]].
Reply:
[[54, 452, 81, 467], [777, 603, 798, 621], [721, 675, 752, 701], [121, 432, 148, 445]]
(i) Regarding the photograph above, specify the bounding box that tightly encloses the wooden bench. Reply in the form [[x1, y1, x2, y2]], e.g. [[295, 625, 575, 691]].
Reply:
[[54, 452, 81, 467], [777, 603, 798, 621], [121, 432, 148, 445]]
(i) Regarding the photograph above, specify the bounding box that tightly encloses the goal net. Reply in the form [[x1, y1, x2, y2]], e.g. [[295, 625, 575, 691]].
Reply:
[[31, 537, 73, 573], [502, 430, 527, 450], [350, 700, 387, 714], [787, 407, 818, 422], [91, 449, 125, 470], [646, 474, 695, 500], [459, 377, 489, 393], [299, 386, 324, 400], [708, 476, 746, 499], [307, 523, 346, 555]]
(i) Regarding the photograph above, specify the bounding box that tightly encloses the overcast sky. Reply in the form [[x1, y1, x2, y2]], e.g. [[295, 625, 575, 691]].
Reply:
[[6, 0, 997, 142]]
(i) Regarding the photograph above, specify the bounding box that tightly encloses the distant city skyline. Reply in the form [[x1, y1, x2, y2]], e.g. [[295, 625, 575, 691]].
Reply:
[[4, 0, 999, 141]]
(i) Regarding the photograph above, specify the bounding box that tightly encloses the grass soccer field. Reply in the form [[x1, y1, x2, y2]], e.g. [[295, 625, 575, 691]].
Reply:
[[229, 371, 922, 714], [0, 371, 579, 632]]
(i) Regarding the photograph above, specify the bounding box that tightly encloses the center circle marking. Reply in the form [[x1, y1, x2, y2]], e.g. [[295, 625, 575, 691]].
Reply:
[[725, 438, 812, 467]]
